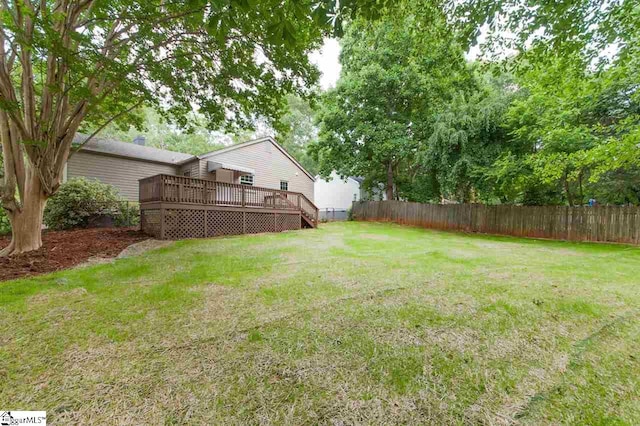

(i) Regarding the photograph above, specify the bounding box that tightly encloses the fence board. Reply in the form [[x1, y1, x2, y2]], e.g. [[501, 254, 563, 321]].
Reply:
[[352, 201, 640, 245]]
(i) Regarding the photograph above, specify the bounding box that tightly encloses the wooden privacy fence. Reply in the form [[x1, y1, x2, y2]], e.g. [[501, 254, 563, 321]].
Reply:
[[352, 201, 640, 245]]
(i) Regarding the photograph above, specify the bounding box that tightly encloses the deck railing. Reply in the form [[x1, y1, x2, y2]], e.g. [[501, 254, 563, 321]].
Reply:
[[140, 174, 318, 224]]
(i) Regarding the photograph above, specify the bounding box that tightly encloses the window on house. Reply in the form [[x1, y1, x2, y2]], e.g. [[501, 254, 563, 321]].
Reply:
[[240, 174, 254, 186], [183, 170, 191, 177], [280, 180, 288, 191]]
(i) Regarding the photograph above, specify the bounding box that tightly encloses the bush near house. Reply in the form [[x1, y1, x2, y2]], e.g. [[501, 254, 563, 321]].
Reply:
[[44, 178, 136, 230]]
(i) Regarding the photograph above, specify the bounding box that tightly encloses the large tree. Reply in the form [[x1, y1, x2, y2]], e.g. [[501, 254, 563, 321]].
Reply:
[[275, 94, 319, 175], [500, 53, 640, 206], [0, 0, 379, 256], [456, 0, 640, 201], [416, 68, 518, 203], [311, 1, 471, 200]]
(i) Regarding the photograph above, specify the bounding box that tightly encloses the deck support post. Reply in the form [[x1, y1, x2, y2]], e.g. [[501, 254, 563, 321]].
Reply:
[[242, 211, 246, 234], [160, 207, 165, 240], [203, 206, 208, 238]]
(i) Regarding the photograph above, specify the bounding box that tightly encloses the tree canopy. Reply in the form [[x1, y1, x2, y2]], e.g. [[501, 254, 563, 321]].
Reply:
[[311, 2, 471, 200], [311, 0, 639, 206]]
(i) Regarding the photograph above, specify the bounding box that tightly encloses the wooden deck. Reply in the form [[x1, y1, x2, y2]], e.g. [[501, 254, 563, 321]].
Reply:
[[139, 174, 318, 240]]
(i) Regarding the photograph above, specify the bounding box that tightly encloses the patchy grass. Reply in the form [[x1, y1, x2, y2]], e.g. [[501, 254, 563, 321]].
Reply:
[[1, 222, 639, 424]]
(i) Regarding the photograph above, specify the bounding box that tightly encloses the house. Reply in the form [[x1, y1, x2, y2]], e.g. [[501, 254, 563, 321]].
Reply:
[[314, 171, 362, 211], [66, 135, 315, 202], [314, 171, 387, 212]]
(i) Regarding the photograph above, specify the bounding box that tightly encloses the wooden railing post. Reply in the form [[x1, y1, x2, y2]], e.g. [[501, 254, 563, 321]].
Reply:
[[242, 186, 246, 207], [159, 175, 165, 201]]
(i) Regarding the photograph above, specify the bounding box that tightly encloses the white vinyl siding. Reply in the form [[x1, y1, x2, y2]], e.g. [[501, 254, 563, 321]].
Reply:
[[314, 171, 361, 210]]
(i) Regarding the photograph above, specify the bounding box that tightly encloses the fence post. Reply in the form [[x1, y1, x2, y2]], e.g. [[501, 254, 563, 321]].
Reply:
[[242, 186, 246, 207]]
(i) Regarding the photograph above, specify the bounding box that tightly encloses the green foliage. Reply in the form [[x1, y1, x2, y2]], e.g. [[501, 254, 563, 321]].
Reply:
[[276, 95, 320, 175], [312, 2, 471, 199], [455, 0, 638, 71], [44, 179, 129, 230], [1, 0, 390, 152], [95, 108, 227, 156], [498, 52, 640, 205], [115, 203, 141, 228], [309, 0, 640, 206], [0, 207, 9, 235], [418, 68, 519, 202]]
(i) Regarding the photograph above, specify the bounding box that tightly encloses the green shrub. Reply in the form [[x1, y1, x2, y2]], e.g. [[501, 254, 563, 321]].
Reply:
[[115, 202, 140, 227], [44, 178, 129, 230], [0, 207, 10, 235], [347, 206, 354, 221]]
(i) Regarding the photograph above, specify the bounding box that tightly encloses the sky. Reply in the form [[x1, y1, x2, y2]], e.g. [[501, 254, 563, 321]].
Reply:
[[309, 38, 342, 90], [309, 35, 487, 91]]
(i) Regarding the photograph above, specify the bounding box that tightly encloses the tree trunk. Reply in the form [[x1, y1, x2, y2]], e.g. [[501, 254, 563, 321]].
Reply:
[[563, 175, 574, 207], [386, 162, 394, 201], [0, 171, 47, 256]]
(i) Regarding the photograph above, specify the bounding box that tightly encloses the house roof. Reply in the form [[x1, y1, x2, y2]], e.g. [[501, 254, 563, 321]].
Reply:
[[315, 172, 363, 185], [73, 134, 194, 165], [195, 136, 316, 181], [72, 134, 314, 180]]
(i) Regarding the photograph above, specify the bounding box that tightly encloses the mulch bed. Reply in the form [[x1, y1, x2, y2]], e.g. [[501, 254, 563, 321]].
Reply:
[[0, 228, 148, 282]]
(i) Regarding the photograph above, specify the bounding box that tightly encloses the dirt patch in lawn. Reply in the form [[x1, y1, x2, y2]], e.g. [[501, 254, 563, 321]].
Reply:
[[0, 227, 147, 281]]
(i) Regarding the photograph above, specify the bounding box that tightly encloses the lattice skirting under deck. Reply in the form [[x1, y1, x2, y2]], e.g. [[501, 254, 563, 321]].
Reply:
[[140, 206, 302, 240], [140, 209, 161, 238]]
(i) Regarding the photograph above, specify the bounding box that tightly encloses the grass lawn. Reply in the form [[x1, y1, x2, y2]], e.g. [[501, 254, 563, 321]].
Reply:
[[1, 222, 639, 424]]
